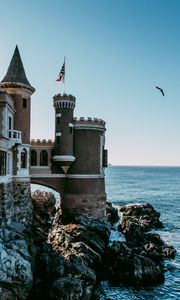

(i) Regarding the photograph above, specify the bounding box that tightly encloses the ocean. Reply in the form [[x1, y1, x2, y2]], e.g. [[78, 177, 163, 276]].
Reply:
[[32, 166, 180, 299]]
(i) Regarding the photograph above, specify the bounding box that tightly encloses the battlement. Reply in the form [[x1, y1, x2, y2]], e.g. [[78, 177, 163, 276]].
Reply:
[[31, 139, 54, 144], [73, 117, 106, 131], [54, 93, 76, 101], [53, 93, 76, 109]]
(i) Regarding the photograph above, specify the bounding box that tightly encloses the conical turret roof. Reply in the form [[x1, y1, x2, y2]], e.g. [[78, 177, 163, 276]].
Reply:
[[1, 45, 31, 87]]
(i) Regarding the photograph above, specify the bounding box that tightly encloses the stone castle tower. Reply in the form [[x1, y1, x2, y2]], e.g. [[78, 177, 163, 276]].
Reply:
[[0, 46, 108, 220], [0, 46, 35, 224]]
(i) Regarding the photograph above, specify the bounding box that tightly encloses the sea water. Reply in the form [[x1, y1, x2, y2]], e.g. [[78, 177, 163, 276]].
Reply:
[[31, 166, 180, 299], [98, 166, 180, 300]]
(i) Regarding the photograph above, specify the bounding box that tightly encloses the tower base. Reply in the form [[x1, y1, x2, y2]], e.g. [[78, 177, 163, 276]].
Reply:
[[62, 193, 106, 218]]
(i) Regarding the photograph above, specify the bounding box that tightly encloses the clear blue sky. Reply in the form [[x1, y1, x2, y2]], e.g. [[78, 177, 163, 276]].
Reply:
[[0, 0, 180, 166]]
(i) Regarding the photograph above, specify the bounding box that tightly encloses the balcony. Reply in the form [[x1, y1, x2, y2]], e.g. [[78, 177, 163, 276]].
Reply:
[[9, 130, 22, 144]]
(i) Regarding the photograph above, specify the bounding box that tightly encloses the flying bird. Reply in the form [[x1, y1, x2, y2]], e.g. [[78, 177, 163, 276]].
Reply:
[[156, 86, 165, 96]]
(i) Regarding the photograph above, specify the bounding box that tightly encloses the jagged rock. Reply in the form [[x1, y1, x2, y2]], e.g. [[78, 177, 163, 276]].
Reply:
[[45, 211, 111, 300], [1, 187, 176, 299], [132, 254, 164, 286], [103, 240, 165, 286], [101, 203, 176, 288], [29, 200, 111, 300], [0, 223, 33, 300], [32, 190, 56, 221], [49, 277, 93, 300], [119, 203, 163, 232], [106, 202, 119, 224], [142, 232, 176, 261]]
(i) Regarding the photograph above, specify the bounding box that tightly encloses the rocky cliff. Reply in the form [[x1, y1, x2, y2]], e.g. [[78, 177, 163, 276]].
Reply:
[[0, 189, 176, 300]]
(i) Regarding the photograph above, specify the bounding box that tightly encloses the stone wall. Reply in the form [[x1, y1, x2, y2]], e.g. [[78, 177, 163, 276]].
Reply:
[[0, 180, 32, 225], [11, 93, 31, 144], [12, 181, 33, 224], [62, 193, 106, 218], [70, 129, 102, 174], [0, 182, 14, 221]]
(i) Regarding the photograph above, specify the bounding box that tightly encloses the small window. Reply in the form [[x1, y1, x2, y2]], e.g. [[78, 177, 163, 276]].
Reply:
[[0, 151, 7, 175], [56, 136, 60, 143], [31, 150, 37, 166], [23, 98, 27, 108], [56, 117, 60, 124], [8, 116, 12, 138], [40, 150, 48, 166], [70, 127, 73, 134], [21, 148, 27, 168]]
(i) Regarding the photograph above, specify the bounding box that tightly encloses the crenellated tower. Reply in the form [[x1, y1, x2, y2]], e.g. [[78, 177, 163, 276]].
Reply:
[[62, 117, 108, 218], [53, 93, 76, 173]]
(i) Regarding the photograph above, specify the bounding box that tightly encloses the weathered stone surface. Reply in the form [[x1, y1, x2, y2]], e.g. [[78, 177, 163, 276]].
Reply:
[[106, 202, 119, 224], [119, 203, 163, 231], [29, 191, 111, 300], [0, 186, 176, 299], [0, 182, 34, 300], [46, 210, 111, 300], [101, 203, 176, 287], [32, 190, 56, 219], [0, 222, 33, 300], [103, 240, 164, 286]]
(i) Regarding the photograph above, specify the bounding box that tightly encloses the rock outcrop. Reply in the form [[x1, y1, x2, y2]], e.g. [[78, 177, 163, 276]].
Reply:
[[29, 191, 112, 300], [0, 182, 34, 300], [0, 222, 34, 300], [0, 189, 176, 299], [102, 203, 176, 287]]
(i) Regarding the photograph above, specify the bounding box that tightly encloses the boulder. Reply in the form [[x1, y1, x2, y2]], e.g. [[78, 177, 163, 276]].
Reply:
[[101, 203, 176, 288]]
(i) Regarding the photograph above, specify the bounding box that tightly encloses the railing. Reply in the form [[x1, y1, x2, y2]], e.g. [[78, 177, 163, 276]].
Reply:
[[8, 130, 22, 144]]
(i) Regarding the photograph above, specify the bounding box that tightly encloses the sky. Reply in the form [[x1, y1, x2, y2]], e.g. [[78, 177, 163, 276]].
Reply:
[[0, 0, 180, 166]]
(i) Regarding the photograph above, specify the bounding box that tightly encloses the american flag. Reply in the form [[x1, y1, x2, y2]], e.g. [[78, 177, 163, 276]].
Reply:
[[56, 61, 65, 82]]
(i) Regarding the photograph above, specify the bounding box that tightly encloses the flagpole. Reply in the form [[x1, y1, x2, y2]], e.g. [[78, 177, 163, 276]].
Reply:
[[64, 56, 66, 94]]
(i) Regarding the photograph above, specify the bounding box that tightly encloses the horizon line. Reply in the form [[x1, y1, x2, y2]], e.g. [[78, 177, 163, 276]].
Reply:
[[108, 164, 180, 167]]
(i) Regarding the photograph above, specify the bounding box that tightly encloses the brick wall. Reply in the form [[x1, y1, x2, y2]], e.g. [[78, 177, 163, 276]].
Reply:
[[62, 193, 106, 218], [55, 108, 74, 156], [11, 94, 31, 144], [61, 178, 106, 218], [69, 129, 102, 174]]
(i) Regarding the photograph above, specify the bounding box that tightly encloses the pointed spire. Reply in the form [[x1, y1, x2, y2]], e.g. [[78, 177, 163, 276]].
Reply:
[[1, 45, 32, 87]]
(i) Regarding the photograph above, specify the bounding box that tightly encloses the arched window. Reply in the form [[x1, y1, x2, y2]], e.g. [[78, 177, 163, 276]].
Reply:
[[40, 150, 48, 166], [21, 148, 27, 168], [31, 150, 37, 166]]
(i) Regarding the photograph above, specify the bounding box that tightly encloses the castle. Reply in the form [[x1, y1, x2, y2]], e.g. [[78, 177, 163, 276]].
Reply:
[[0, 46, 108, 220]]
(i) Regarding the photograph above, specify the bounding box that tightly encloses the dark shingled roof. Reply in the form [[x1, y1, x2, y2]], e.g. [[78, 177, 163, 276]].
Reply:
[[1, 45, 31, 87]]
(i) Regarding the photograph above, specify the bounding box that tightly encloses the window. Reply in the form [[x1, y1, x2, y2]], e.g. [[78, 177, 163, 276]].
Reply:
[[23, 98, 27, 108], [70, 127, 73, 134], [0, 151, 7, 175], [40, 150, 48, 166], [56, 117, 60, 124], [31, 150, 37, 166], [21, 148, 27, 168], [56, 136, 60, 143], [8, 116, 12, 138]]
